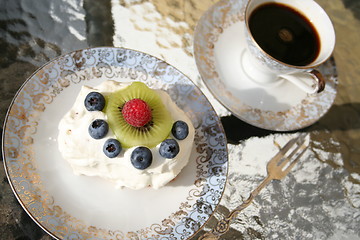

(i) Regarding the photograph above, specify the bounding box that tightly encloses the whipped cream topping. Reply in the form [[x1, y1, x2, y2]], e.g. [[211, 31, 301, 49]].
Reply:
[[57, 80, 195, 189]]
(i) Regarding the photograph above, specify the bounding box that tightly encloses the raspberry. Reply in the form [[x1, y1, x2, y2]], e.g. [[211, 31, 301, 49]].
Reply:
[[122, 98, 152, 127]]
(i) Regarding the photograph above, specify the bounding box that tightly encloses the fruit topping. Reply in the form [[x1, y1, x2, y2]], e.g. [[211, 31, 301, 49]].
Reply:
[[171, 120, 189, 140], [159, 139, 180, 158], [105, 82, 173, 148], [130, 146, 153, 170], [103, 138, 122, 158], [122, 98, 152, 127], [88, 119, 109, 139], [84, 92, 105, 111]]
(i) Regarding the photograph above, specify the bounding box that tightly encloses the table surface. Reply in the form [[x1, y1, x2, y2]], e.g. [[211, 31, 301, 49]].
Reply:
[[1, 0, 359, 239]]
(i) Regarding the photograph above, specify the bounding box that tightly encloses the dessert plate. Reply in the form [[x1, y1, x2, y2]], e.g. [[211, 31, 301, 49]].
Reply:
[[193, 0, 338, 131], [2, 47, 228, 239]]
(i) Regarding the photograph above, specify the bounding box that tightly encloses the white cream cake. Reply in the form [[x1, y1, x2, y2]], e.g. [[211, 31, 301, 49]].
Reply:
[[57, 80, 195, 190]]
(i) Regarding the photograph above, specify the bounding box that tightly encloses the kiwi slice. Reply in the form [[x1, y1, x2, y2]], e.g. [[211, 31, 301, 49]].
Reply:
[[105, 82, 173, 148]]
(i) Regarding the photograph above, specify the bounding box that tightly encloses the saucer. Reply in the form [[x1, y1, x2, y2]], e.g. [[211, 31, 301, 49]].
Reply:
[[193, 0, 338, 131]]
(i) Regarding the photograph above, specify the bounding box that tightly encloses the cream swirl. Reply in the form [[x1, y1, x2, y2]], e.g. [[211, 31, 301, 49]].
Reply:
[[58, 80, 195, 189]]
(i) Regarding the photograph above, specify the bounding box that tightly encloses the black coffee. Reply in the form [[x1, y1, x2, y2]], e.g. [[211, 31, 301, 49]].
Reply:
[[249, 3, 320, 66]]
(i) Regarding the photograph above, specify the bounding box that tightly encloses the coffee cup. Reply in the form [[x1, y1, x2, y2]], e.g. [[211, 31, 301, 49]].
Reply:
[[242, 0, 335, 94]]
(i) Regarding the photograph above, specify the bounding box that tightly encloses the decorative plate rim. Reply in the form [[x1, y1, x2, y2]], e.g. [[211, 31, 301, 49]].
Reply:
[[2, 46, 229, 240]]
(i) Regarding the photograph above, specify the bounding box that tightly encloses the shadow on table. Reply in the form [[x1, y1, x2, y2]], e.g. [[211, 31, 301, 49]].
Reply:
[[221, 102, 360, 144], [220, 115, 288, 144], [310, 103, 360, 132], [342, 0, 360, 20]]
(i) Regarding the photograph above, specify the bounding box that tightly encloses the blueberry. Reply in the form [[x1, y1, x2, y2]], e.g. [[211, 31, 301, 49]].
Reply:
[[130, 147, 152, 170], [159, 139, 180, 158], [88, 119, 108, 139], [171, 120, 189, 140], [103, 138, 122, 158], [84, 92, 105, 111]]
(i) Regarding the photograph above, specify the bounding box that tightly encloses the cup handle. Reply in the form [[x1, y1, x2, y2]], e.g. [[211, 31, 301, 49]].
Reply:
[[279, 69, 326, 94]]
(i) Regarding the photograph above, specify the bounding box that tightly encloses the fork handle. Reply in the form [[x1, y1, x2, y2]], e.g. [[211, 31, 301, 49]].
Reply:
[[199, 175, 273, 239], [230, 174, 272, 218]]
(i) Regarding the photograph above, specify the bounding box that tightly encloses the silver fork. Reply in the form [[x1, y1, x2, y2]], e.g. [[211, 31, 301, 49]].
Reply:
[[199, 133, 309, 240]]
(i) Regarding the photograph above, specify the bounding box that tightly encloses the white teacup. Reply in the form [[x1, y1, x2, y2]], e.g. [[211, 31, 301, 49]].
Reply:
[[242, 0, 336, 94]]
